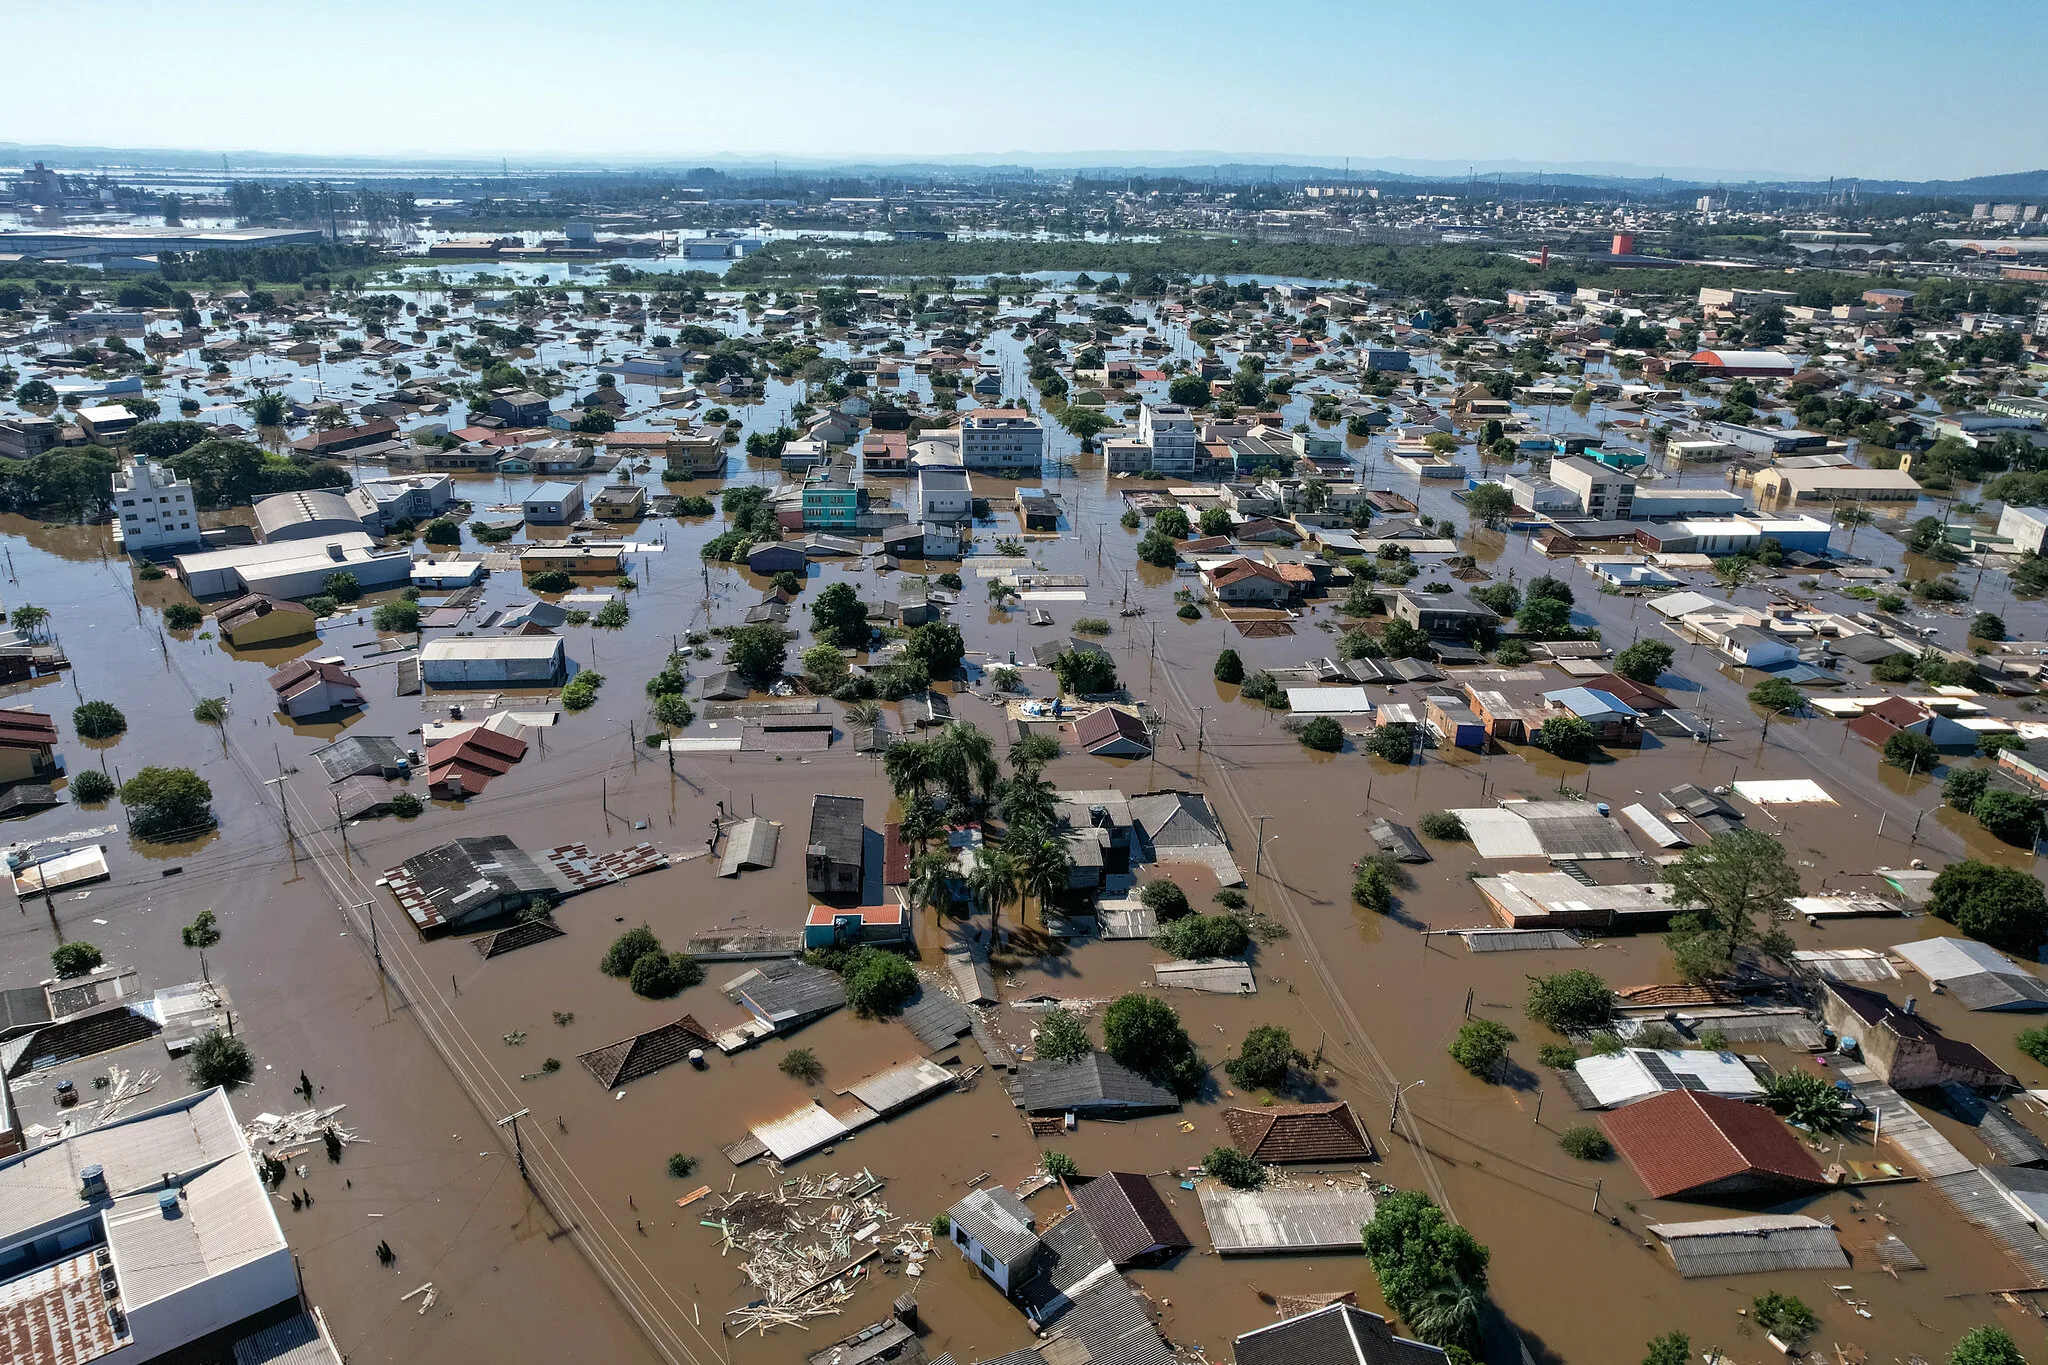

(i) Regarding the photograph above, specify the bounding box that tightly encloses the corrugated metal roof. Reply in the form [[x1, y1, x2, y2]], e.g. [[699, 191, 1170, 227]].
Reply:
[[752, 1102, 852, 1164], [719, 818, 780, 877], [1451, 807, 1545, 859], [844, 1057, 955, 1117], [1153, 960, 1256, 995], [1197, 1184, 1378, 1255], [233, 1311, 345, 1365], [1647, 1215, 1847, 1279]]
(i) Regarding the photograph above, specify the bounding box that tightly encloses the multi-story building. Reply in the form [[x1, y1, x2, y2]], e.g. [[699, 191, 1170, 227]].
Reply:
[[1549, 455, 1636, 519], [917, 465, 974, 525], [801, 468, 860, 530], [959, 409, 1044, 472], [112, 459, 202, 554], [1137, 403, 1198, 475]]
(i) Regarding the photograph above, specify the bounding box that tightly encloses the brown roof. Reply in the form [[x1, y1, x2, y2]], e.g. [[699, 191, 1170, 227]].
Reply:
[[425, 727, 528, 794], [1209, 557, 1288, 587], [267, 657, 361, 702], [217, 592, 313, 635], [1221, 1102, 1374, 1164], [1074, 706, 1150, 751], [1601, 1090, 1826, 1200], [1068, 1172, 1192, 1266], [1581, 673, 1673, 711], [0, 708, 59, 750], [1614, 984, 1744, 1009], [577, 1016, 713, 1087]]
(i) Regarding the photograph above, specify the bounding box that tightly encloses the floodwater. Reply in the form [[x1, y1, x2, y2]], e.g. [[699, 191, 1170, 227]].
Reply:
[[2, 280, 2044, 1365]]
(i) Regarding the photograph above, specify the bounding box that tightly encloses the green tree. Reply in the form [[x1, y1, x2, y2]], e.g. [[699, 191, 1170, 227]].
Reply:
[[1641, 1332, 1690, 1365], [1949, 1325, 2027, 1365], [801, 642, 850, 694], [51, 941, 104, 977], [1971, 612, 2007, 641], [70, 770, 116, 804], [780, 1048, 824, 1084], [1525, 574, 1573, 606], [1762, 1070, 1848, 1130], [1748, 677, 1803, 713], [1928, 860, 2048, 955], [810, 582, 870, 647], [843, 947, 917, 1017], [1750, 1292, 1817, 1344], [1465, 482, 1514, 530], [1366, 722, 1416, 763], [324, 571, 362, 603], [1536, 714, 1595, 761], [1975, 789, 2042, 846], [1361, 1191, 1490, 1354], [629, 951, 704, 999], [1225, 1024, 1300, 1090], [120, 766, 214, 840], [163, 603, 203, 630], [1944, 766, 1991, 811], [1139, 879, 1192, 920], [1154, 506, 1190, 538], [1168, 373, 1210, 406], [188, 1032, 254, 1089], [1035, 1006, 1093, 1062], [601, 925, 663, 976], [725, 623, 790, 683], [904, 620, 965, 678], [1883, 729, 1939, 775], [373, 601, 421, 633], [967, 845, 1020, 936], [1213, 648, 1245, 683], [1449, 1019, 1515, 1078], [1872, 652, 1918, 683], [1663, 830, 1800, 966], [1157, 912, 1251, 959], [1419, 811, 1467, 840], [1198, 506, 1232, 537], [422, 517, 461, 546], [1558, 1126, 1612, 1160], [1052, 647, 1118, 695], [1205, 1146, 1266, 1190], [1516, 595, 1573, 639], [1613, 640, 1674, 686], [1525, 970, 1613, 1032], [73, 700, 127, 740], [1298, 716, 1344, 751], [1102, 992, 1204, 1096], [1136, 529, 1179, 566]]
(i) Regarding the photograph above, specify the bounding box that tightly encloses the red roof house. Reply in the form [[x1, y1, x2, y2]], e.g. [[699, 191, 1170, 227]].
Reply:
[[1602, 1089, 1827, 1201], [424, 726, 528, 797]]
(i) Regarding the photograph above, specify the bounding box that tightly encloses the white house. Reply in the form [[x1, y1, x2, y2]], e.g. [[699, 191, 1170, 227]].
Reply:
[[1999, 503, 2048, 557], [175, 534, 413, 599], [420, 637, 568, 687], [946, 1187, 1039, 1294], [917, 465, 974, 525], [523, 481, 585, 525], [1717, 624, 1801, 668], [959, 409, 1044, 472], [111, 459, 203, 554]]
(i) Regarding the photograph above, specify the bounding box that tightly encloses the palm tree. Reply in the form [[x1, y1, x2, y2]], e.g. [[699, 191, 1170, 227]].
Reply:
[[905, 850, 955, 918], [882, 739, 935, 802], [1018, 834, 1073, 929], [997, 773, 1058, 832], [1407, 1280, 1483, 1354], [966, 846, 1019, 942], [934, 723, 998, 810], [1008, 733, 1060, 777], [898, 793, 944, 852]]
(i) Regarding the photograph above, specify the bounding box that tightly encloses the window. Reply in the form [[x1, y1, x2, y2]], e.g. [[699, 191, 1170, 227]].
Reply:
[[979, 1249, 995, 1271]]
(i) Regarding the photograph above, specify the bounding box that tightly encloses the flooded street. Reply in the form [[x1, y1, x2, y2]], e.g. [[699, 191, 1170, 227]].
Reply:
[[3, 274, 2044, 1365]]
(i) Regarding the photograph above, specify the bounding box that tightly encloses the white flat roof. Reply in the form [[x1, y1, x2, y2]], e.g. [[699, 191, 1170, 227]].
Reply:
[[420, 638, 564, 661], [1574, 1048, 1762, 1109], [1731, 779, 1835, 805], [751, 1101, 851, 1163], [177, 533, 380, 574], [1284, 686, 1374, 715]]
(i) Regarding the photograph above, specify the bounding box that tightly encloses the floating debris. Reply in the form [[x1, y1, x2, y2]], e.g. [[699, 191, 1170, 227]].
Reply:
[[701, 1169, 929, 1334]]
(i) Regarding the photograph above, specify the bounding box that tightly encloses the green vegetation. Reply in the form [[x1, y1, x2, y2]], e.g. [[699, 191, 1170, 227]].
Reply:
[[1928, 860, 2048, 955], [1872, 651, 1919, 683], [390, 792, 424, 818], [1558, 1126, 1612, 1161], [1418, 811, 1467, 841], [163, 603, 203, 630], [1136, 529, 1179, 567], [1073, 617, 1111, 636], [1204, 1146, 1266, 1190], [1139, 879, 1192, 920], [187, 1032, 254, 1090], [1762, 1070, 1848, 1131], [51, 941, 104, 977], [1612, 639, 1673, 685], [561, 671, 603, 711], [1537, 1043, 1580, 1069], [1103, 992, 1204, 1096], [1298, 716, 1344, 751], [373, 601, 421, 633], [1974, 789, 2042, 845], [810, 582, 871, 647], [1883, 728, 1939, 774], [1465, 482, 1514, 530], [1535, 713, 1595, 761], [1747, 677, 1803, 713], [667, 1153, 698, 1179], [1971, 612, 2007, 641], [324, 571, 362, 603], [1944, 766, 1990, 811], [592, 600, 630, 629], [802, 642, 851, 694], [69, 770, 116, 804], [73, 700, 127, 741], [725, 623, 791, 683], [904, 620, 966, 678], [1224, 1024, 1301, 1091], [1750, 1292, 1818, 1345], [120, 766, 214, 841], [1157, 912, 1251, 960], [527, 569, 574, 593], [1524, 970, 1614, 1032], [1949, 1325, 2027, 1365], [1043, 1150, 1079, 1181], [843, 947, 918, 1017], [780, 1048, 824, 1084], [1641, 1332, 1691, 1365], [1051, 646, 1119, 695], [629, 950, 704, 999], [1448, 1019, 1515, 1078], [601, 925, 663, 976], [1035, 1006, 1093, 1062], [1365, 722, 1416, 763], [1361, 1190, 1490, 1356], [1351, 856, 1397, 914], [1662, 830, 1800, 982]]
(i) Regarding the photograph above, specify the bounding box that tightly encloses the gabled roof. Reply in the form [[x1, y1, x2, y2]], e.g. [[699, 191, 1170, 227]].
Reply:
[[1013, 1053, 1180, 1115], [1069, 1172, 1192, 1266], [1601, 1089, 1826, 1200], [267, 657, 362, 702], [948, 1186, 1038, 1262], [1234, 1302, 1447, 1365], [577, 1016, 713, 1087], [1221, 1102, 1374, 1164], [808, 794, 864, 863], [1074, 706, 1151, 752]]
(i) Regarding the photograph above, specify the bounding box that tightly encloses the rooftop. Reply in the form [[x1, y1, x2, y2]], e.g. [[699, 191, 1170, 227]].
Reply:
[[1601, 1089, 1826, 1200]]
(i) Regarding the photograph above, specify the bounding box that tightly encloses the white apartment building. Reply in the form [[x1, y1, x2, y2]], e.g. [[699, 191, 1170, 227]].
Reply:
[[1549, 456, 1636, 520], [1138, 403, 1199, 475], [959, 409, 1044, 472], [111, 460, 202, 555]]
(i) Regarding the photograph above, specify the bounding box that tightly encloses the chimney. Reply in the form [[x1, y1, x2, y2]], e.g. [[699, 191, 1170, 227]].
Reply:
[[79, 1164, 108, 1202]]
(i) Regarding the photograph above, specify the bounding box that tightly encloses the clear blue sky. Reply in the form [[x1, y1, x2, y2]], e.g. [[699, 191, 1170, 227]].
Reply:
[[2, 0, 2040, 181]]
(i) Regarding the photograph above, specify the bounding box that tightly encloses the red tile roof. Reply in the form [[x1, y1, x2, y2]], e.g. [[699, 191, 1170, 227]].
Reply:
[[1073, 706, 1150, 751], [424, 727, 528, 795], [1601, 1089, 1826, 1200], [1222, 1102, 1374, 1164]]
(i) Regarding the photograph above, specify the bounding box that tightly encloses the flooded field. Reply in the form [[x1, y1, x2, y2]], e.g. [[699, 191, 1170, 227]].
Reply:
[[2, 275, 2044, 1365]]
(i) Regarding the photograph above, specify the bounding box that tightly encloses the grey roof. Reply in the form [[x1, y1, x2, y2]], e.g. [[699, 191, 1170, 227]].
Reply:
[[312, 734, 407, 782], [1234, 1302, 1446, 1365], [719, 817, 780, 877], [0, 985, 52, 1038], [1367, 820, 1428, 863], [727, 958, 847, 1024], [1196, 1183, 1378, 1256], [394, 836, 562, 926], [0, 1088, 248, 1243], [1894, 937, 2048, 1011], [1939, 1083, 2048, 1167], [1016, 1208, 1117, 1319], [948, 1186, 1038, 1263], [1647, 1215, 1849, 1279], [1129, 790, 1226, 850], [1037, 1275, 1176, 1365], [899, 988, 973, 1053], [234, 1313, 345, 1365], [1069, 1173, 1192, 1267], [1013, 1054, 1180, 1115], [809, 794, 865, 863]]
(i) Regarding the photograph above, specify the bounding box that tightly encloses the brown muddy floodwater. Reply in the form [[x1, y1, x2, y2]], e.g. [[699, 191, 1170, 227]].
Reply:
[[3, 290, 2044, 1365]]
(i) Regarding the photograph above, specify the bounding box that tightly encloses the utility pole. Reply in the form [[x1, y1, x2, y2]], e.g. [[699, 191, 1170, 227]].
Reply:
[[497, 1108, 531, 1183], [1251, 815, 1271, 912], [1195, 705, 1207, 753]]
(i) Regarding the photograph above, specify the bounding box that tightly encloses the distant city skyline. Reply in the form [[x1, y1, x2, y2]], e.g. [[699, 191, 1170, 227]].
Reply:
[[2, 0, 2042, 183]]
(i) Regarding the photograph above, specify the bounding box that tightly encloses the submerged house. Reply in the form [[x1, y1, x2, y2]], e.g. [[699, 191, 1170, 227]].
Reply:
[[1821, 980, 2017, 1090], [805, 794, 866, 898], [947, 1186, 1040, 1294]]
